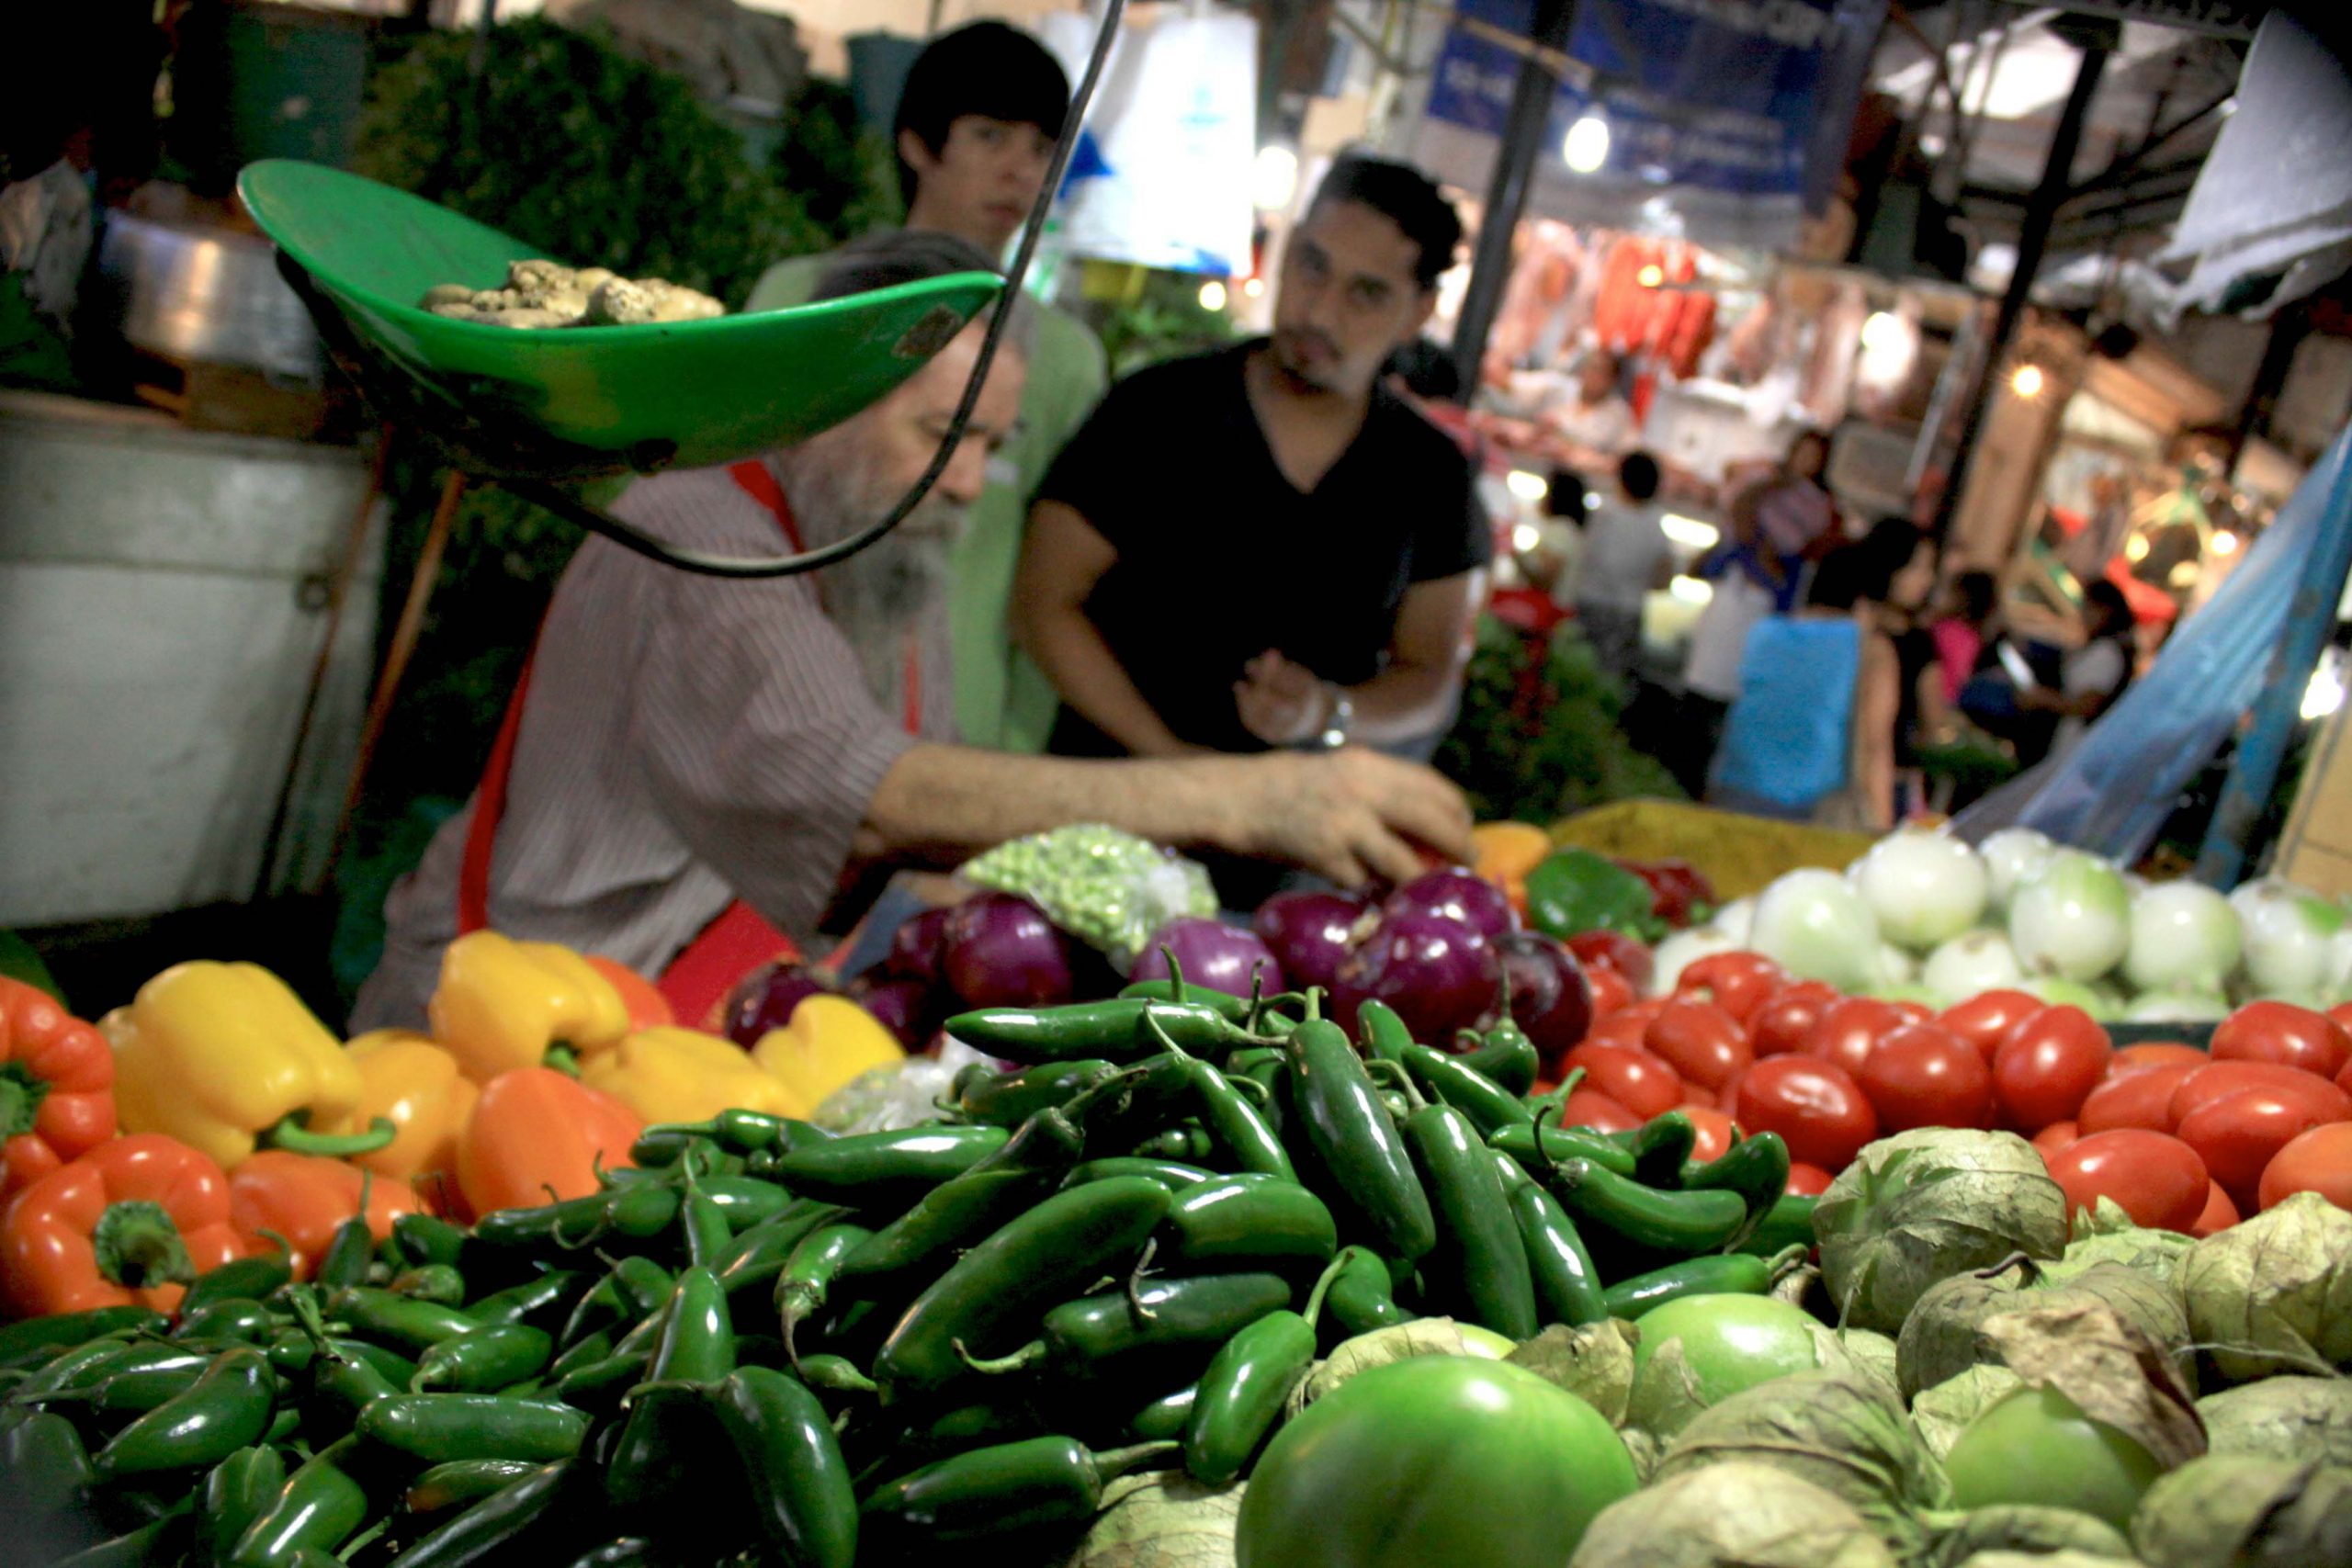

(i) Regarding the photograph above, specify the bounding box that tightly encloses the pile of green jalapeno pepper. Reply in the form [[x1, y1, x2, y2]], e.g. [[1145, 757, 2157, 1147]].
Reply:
[[0, 973, 1814, 1565]]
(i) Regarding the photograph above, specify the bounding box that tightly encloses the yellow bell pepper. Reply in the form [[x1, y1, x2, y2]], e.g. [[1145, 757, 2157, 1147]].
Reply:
[[753, 995, 906, 1113], [101, 962, 366, 1170], [427, 931, 631, 1083], [579, 1027, 807, 1127], [320, 1032, 480, 1187]]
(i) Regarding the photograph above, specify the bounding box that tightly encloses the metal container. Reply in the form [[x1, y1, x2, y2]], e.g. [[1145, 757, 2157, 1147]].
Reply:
[[95, 211, 322, 382]]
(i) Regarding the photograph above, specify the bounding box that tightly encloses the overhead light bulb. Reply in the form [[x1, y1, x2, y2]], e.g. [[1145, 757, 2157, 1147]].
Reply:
[[1637, 264, 1664, 288], [1252, 145, 1300, 211], [1198, 280, 1227, 312], [2211, 530, 2239, 556], [1511, 523, 1543, 552], [1563, 116, 1611, 175], [2125, 534, 2150, 562], [1242, 277, 1265, 299], [1505, 469, 1550, 503], [2302, 656, 2345, 722], [1660, 514, 1720, 550], [2169, 561, 2199, 588], [2010, 364, 2045, 399], [1668, 575, 1713, 605]]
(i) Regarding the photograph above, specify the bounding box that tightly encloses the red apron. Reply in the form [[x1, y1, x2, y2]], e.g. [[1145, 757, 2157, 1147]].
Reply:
[[456, 459, 920, 1028]]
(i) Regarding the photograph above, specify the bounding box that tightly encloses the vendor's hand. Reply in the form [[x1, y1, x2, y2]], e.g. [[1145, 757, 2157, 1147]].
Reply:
[[1236, 748, 1473, 887], [1234, 651, 1333, 747]]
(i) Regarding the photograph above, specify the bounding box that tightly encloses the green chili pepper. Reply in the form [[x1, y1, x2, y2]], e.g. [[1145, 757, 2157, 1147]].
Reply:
[[794, 1354, 876, 1397], [762, 1124, 1008, 1204], [1600, 1248, 1794, 1319], [309, 1341, 403, 1422], [179, 1249, 294, 1319], [329, 1287, 481, 1353], [955, 1060, 1121, 1128], [1182, 1255, 1347, 1485], [707, 1109, 833, 1155], [627, 1123, 700, 1168], [874, 1176, 1173, 1389], [359, 1393, 589, 1464], [314, 1206, 378, 1292], [717, 1205, 851, 1307], [91, 1346, 276, 1478], [603, 1268, 738, 1510], [1733, 1191, 1819, 1258], [57, 1507, 193, 1568], [405, 1458, 541, 1514], [386, 1458, 578, 1568], [838, 1111, 1084, 1287], [860, 1437, 1177, 1546], [1510, 1181, 1609, 1328], [1, 1408, 94, 1515], [4, 1334, 145, 1407], [1352, 999, 1416, 1064], [1629, 1111, 1699, 1190], [1058, 1157, 1216, 1190], [1458, 1012, 1541, 1096], [199, 1443, 286, 1564], [1400, 1043, 1534, 1135], [470, 1183, 680, 1252], [43, 1348, 218, 1415], [1128, 1385, 1197, 1442], [550, 1348, 647, 1413], [1283, 1018, 1436, 1261], [232, 1434, 371, 1567], [0, 1307, 163, 1372], [707, 1367, 857, 1568], [1487, 1118, 1638, 1179], [694, 1176, 793, 1234], [172, 1298, 277, 1346], [1117, 980, 1262, 1021], [1320, 1245, 1413, 1339], [1126, 1125, 1215, 1162], [546, 1329, 614, 1385], [645, 1266, 734, 1385], [466, 1269, 586, 1329], [1401, 1089, 1540, 1340], [1148, 1017, 1295, 1181], [1524, 849, 1665, 943], [942, 998, 1249, 1065], [1159, 1176, 1336, 1272], [775, 1223, 874, 1358], [679, 1175, 733, 1272], [388, 1264, 470, 1309], [411, 1324, 554, 1393], [390, 1214, 469, 1271], [562, 1539, 672, 1568], [1681, 1130, 1792, 1252], [962, 1271, 1294, 1378], [1547, 1157, 1747, 1255]]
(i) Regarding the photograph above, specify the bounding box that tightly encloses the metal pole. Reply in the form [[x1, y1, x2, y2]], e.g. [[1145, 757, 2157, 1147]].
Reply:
[[1928, 20, 2113, 542], [2194, 446, 2352, 889], [1449, 0, 1579, 395]]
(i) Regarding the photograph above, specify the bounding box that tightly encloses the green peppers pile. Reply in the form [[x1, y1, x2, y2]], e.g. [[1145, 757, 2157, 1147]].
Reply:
[[0, 976, 1815, 1566]]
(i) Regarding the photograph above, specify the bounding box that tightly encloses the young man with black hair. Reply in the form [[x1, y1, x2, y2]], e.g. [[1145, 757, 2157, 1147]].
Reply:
[[1573, 450, 1670, 681], [745, 21, 1108, 754], [1014, 155, 1490, 769]]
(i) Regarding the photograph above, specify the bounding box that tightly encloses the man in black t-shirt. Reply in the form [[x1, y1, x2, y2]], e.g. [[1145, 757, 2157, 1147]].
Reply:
[[1013, 156, 1491, 762]]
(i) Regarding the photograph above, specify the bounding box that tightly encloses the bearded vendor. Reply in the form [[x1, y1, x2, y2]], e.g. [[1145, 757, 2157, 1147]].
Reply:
[[350, 233, 1472, 1032]]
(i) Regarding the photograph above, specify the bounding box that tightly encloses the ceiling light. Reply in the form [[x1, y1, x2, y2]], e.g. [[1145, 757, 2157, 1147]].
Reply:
[[1252, 145, 1300, 212], [1668, 575, 1713, 605], [1860, 311, 1905, 355], [2010, 364, 2045, 399], [1197, 280, 1227, 312], [1637, 264, 1664, 288], [2302, 654, 2344, 722], [2125, 534, 2150, 562], [1511, 522, 1543, 553], [1506, 469, 1550, 503], [1242, 277, 1265, 299], [1660, 513, 1720, 550], [1563, 116, 1611, 175], [2169, 561, 2200, 587], [2211, 530, 2239, 556]]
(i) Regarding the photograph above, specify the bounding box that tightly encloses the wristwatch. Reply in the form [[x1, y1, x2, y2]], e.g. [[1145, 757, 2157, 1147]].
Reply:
[[1316, 683, 1355, 750]]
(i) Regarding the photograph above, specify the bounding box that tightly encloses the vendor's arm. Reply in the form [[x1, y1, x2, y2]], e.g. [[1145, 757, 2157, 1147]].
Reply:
[[1012, 500, 1203, 757], [1234, 570, 1483, 746], [859, 743, 1472, 887], [1851, 632, 1902, 831]]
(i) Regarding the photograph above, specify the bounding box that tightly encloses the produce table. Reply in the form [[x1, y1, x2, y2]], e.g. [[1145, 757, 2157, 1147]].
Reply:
[[1550, 800, 1876, 902]]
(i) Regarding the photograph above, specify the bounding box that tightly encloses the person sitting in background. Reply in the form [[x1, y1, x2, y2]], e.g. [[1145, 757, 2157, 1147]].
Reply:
[[1706, 542, 1904, 832], [1574, 451, 1671, 681], [2021, 579, 2138, 759], [1543, 349, 1639, 471], [1931, 571, 2001, 704]]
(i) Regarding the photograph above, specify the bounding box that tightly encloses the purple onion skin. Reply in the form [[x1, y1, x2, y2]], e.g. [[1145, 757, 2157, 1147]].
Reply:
[[1481, 930, 1593, 1071], [882, 907, 954, 985], [722, 963, 835, 1048], [851, 975, 939, 1049], [1384, 868, 1518, 943], [1332, 910, 1500, 1043], [1252, 891, 1371, 994], [942, 892, 1078, 1009], [1128, 918, 1287, 999]]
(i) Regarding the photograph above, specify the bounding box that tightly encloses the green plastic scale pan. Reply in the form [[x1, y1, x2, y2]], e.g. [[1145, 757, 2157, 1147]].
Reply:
[[239, 160, 1002, 480]]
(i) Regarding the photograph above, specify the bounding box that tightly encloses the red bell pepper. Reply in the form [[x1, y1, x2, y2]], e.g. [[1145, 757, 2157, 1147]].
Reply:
[[0, 1134, 253, 1317], [455, 1067, 641, 1221], [227, 1151, 424, 1280], [0, 976, 118, 1212]]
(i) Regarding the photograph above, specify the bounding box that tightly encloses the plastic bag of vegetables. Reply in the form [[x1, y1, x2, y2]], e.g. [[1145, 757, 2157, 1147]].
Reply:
[[962, 825, 1216, 972]]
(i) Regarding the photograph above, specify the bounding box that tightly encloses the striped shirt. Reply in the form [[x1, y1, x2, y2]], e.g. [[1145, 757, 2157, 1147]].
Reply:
[[349, 462, 955, 1031]]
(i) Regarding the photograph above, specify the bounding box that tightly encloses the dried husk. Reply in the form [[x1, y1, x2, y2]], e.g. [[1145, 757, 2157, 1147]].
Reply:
[[2180, 1191, 2352, 1385], [1898, 1261, 2192, 1403], [1815, 1131, 2070, 1334], [1898, 1258, 2040, 1400], [1284, 1318, 1512, 1417], [1059, 1474, 1241, 1568], [1815, 1325, 1905, 1405], [1567, 1462, 1902, 1568], [1505, 1320, 1640, 1427], [1979, 1300, 2205, 1473], [1927, 1506, 2135, 1566], [2129, 1457, 2352, 1568], [1912, 1367, 2025, 1462], [2194, 1375, 2352, 1465], [1944, 1553, 2143, 1568], [1655, 1372, 1949, 1562], [2041, 1200, 2194, 1292]]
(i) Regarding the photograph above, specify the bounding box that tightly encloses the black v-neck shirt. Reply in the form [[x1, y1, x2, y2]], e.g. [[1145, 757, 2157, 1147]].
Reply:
[[1035, 340, 1491, 757]]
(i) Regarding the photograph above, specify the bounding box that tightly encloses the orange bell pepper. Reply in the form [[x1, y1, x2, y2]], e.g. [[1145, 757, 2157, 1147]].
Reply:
[[227, 1151, 424, 1280], [456, 1067, 641, 1221], [320, 1032, 479, 1188], [1472, 821, 1553, 886], [0, 976, 117, 1212], [0, 1134, 252, 1317], [586, 957, 674, 1032]]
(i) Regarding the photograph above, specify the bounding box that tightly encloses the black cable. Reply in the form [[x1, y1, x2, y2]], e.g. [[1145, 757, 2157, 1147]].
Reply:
[[517, 0, 1129, 578]]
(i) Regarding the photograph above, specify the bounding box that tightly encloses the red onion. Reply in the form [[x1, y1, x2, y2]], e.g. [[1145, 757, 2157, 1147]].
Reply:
[[1129, 918, 1287, 999], [850, 975, 937, 1049], [721, 962, 835, 1048], [1252, 890, 1371, 994], [1332, 910, 1500, 1043], [882, 906, 954, 985], [1482, 930, 1593, 1073], [1384, 867, 1517, 942], [942, 892, 1077, 1009]]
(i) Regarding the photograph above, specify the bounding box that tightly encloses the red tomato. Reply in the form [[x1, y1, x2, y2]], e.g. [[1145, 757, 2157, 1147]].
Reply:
[[1890, 1001, 1935, 1027], [1749, 984, 1838, 1059], [1568, 931, 1654, 994], [2032, 1121, 2079, 1161], [2190, 1180, 2239, 1236], [2168, 1060, 2352, 1128], [1680, 1106, 1738, 1165], [1559, 1089, 1643, 1134], [1560, 1042, 1685, 1121], [2341, 1056, 2352, 1100], [1939, 989, 2047, 1066], [1858, 1023, 1993, 1132], [2105, 1043, 2210, 1079], [1584, 1011, 1657, 1053], [2177, 1089, 2341, 1212], [2211, 1001, 2352, 1081], [1645, 999, 1754, 1092], [1784, 1161, 1836, 1196], [2257, 1121, 2352, 1213], [2333, 1001, 2352, 1034], [1674, 953, 1785, 1024], [1581, 964, 1638, 1026], [1803, 998, 1907, 1078], [1734, 1056, 1878, 1172], [2077, 1065, 2199, 1135], [2042, 1130, 2210, 1234], [1991, 1007, 2111, 1132]]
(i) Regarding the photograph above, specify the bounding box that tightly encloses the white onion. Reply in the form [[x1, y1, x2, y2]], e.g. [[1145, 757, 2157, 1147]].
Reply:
[[1876, 941, 1920, 988], [1850, 829, 1989, 952], [2007, 852, 2131, 982], [1710, 897, 1757, 947], [1648, 925, 1743, 997], [1978, 828, 2057, 911], [1922, 930, 2025, 1004], [2123, 882, 2243, 996], [1749, 869, 1882, 993], [2121, 990, 2232, 1023], [2025, 975, 2113, 1018], [2327, 926, 2352, 1004], [2234, 881, 2346, 998]]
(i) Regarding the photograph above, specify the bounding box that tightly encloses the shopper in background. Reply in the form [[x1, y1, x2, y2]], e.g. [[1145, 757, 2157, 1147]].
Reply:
[[1707, 542, 1905, 832], [2023, 579, 2139, 759], [743, 22, 1107, 754], [1574, 451, 1671, 682], [1544, 348, 1640, 471]]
